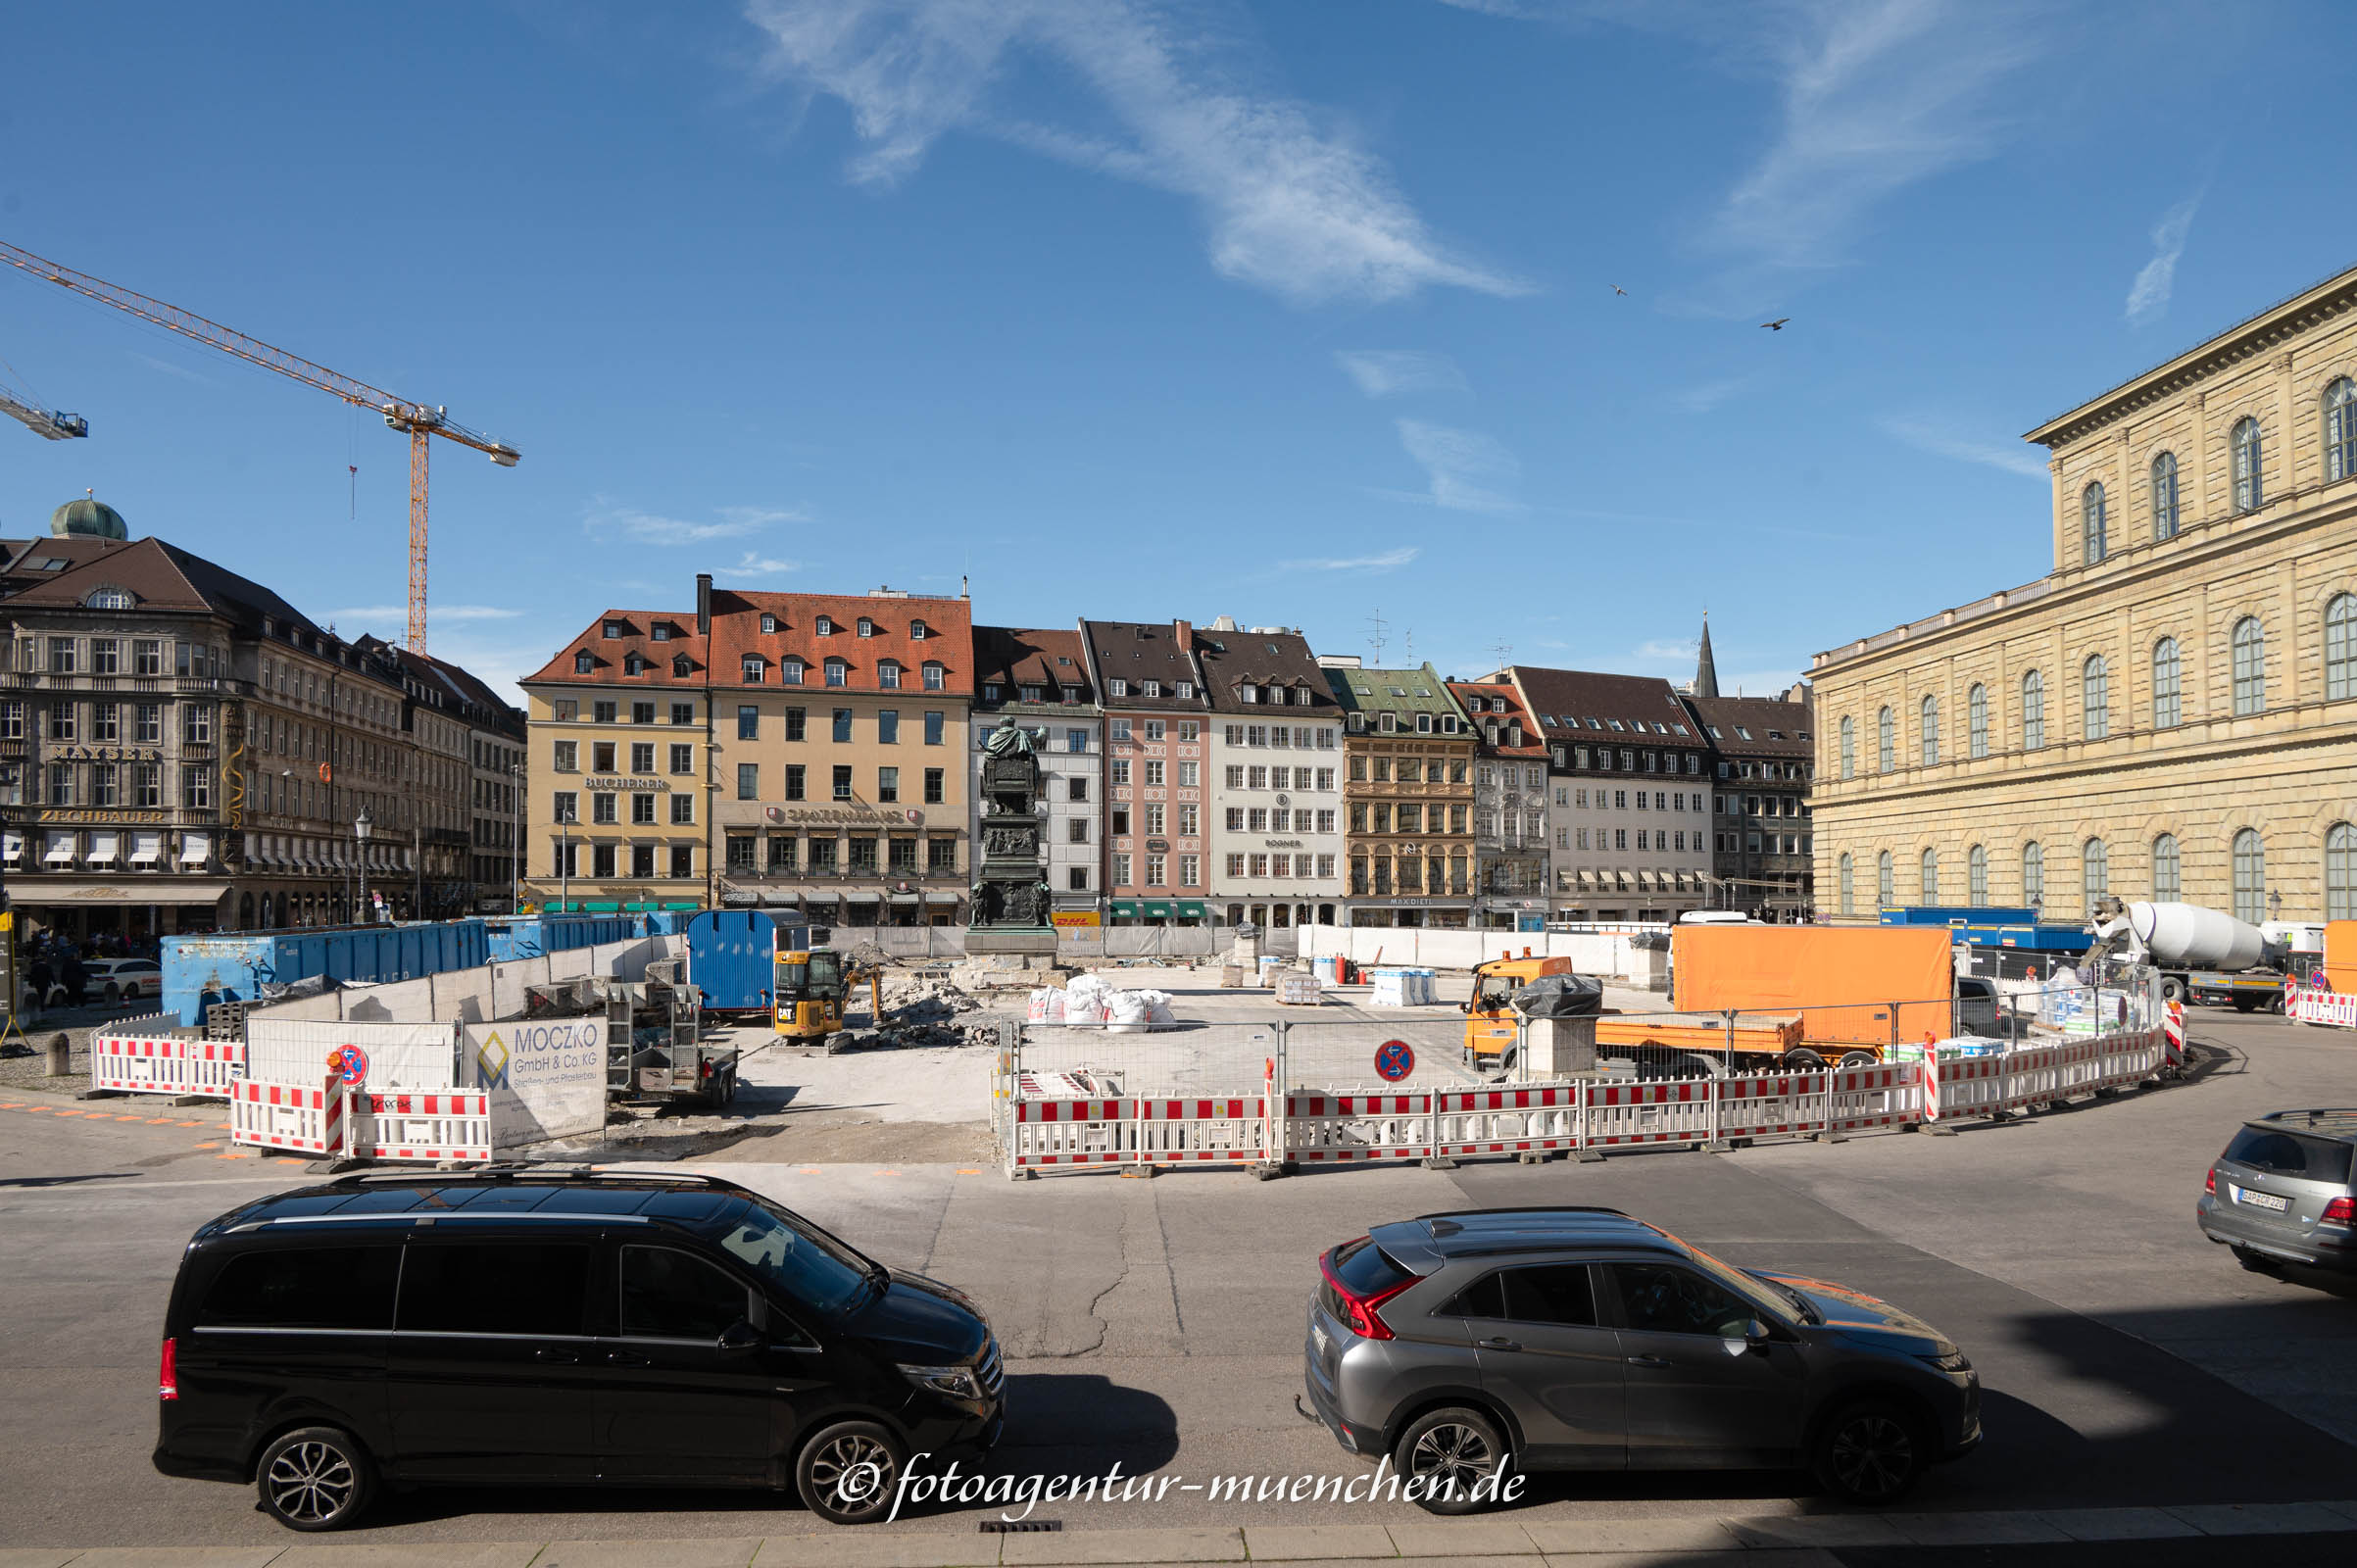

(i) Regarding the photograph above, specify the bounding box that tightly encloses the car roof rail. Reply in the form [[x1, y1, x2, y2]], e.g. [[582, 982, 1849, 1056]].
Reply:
[[327, 1166, 740, 1189], [1413, 1205, 1630, 1223], [2256, 1109, 2357, 1139]]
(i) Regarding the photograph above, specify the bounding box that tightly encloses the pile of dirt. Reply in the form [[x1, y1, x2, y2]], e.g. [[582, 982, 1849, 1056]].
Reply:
[[836, 940, 903, 970], [884, 972, 982, 1025]]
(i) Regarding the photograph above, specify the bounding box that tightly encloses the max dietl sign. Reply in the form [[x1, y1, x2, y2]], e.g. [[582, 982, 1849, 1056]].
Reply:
[[768, 806, 927, 827]]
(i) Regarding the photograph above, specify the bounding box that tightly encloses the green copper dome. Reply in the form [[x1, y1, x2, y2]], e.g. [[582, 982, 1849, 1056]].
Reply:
[[51, 493, 127, 540]]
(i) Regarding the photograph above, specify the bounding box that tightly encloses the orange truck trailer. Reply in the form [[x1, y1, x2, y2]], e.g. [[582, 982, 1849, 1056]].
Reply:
[[1667, 924, 1961, 1066]]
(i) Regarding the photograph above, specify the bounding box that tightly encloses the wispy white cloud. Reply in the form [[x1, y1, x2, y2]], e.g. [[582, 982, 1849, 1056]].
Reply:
[[1392, 419, 1524, 513], [1281, 546, 1421, 571], [718, 551, 801, 576], [1336, 350, 1468, 399], [328, 605, 522, 624], [1673, 376, 1748, 414], [1711, 0, 2039, 273], [1878, 414, 2048, 479], [1635, 637, 1698, 662], [129, 351, 221, 387], [2125, 191, 2201, 325], [744, 0, 1527, 306], [583, 499, 806, 545]]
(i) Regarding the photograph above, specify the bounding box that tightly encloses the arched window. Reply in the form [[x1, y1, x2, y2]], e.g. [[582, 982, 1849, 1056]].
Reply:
[[2328, 379, 2357, 482], [2152, 833, 2181, 903], [671, 655, 691, 678], [2232, 828, 2266, 924], [2151, 638, 2181, 727], [2082, 654, 2108, 739], [1877, 850, 1893, 909], [2328, 822, 2357, 921], [2151, 451, 2180, 539], [1920, 848, 1939, 903], [2327, 594, 2356, 702], [1920, 696, 1940, 765], [1839, 716, 1856, 780], [2232, 416, 2263, 511], [2082, 481, 2107, 564], [1967, 684, 1989, 758], [2082, 837, 2108, 913], [1839, 853, 1855, 915], [2023, 841, 2044, 909], [2021, 669, 2044, 749], [1877, 707, 1894, 772], [2232, 616, 2265, 715], [1968, 843, 1988, 904]]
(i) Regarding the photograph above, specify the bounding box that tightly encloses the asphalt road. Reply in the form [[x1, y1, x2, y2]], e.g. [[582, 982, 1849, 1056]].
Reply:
[[2, 1006, 2353, 1554]]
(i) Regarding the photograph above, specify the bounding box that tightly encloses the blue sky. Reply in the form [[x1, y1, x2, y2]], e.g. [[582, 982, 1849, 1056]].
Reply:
[[4, 1, 2352, 700]]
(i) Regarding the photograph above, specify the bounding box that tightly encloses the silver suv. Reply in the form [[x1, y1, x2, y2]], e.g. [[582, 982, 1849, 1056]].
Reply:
[[1301, 1207, 1980, 1509], [2198, 1110, 2357, 1275]]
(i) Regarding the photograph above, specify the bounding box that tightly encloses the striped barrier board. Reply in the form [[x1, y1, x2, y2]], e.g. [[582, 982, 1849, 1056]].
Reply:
[[2290, 986, 2357, 1029], [355, 1090, 492, 1162], [1585, 1079, 1718, 1150], [1286, 1091, 1431, 1163], [90, 1033, 245, 1100], [1007, 1098, 1133, 1167], [1715, 1072, 1826, 1140], [1430, 1085, 1580, 1157], [231, 1079, 343, 1155], [1134, 1096, 1274, 1164]]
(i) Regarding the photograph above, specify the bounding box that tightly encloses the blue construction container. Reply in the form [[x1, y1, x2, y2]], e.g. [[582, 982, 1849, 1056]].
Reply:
[[685, 909, 806, 1011], [483, 914, 644, 962], [162, 919, 492, 1026], [1881, 906, 2089, 956], [1880, 906, 2038, 927]]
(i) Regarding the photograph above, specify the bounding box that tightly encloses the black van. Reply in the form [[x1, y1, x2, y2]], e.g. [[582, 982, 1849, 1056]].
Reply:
[[153, 1170, 1003, 1530]]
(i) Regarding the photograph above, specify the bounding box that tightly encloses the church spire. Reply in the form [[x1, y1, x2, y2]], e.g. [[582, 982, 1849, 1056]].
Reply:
[[1694, 612, 1720, 699]]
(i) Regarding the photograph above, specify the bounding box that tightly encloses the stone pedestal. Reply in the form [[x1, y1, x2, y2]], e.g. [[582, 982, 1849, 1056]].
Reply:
[[1523, 1015, 1597, 1076], [964, 930, 1061, 969]]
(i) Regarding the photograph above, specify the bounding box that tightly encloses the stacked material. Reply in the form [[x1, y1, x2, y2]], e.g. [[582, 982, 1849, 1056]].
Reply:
[[1368, 966, 1439, 1006], [1027, 971, 1178, 1029]]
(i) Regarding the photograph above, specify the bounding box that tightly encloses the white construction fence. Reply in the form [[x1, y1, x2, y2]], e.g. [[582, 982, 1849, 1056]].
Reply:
[[997, 969, 2176, 1176], [1298, 923, 1669, 986]]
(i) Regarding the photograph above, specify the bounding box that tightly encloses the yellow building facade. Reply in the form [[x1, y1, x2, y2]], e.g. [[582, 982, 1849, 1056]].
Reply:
[[1811, 267, 2357, 925]]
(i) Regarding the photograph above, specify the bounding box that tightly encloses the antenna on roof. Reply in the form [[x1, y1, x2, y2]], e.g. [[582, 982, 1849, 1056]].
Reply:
[[1489, 639, 1511, 673], [1402, 626, 1415, 663], [1366, 608, 1388, 665]]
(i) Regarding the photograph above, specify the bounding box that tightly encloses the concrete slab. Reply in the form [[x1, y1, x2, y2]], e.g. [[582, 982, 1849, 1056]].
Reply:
[[1384, 1521, 1538, 1557], [1881, 1511, 2072, 1545], [0, 1551, 78, 1568], [50, 1553, 280, 1568], [2038, 1506, 2205, 1541], [2167, 1501, 2357, 1536], [533, 1541, 763, 1568], [1519, 1518, 1743, 1554], [270, 1546, 544, 1568], [755, 1534, 1001, 1567], [998, 1527, 1246, 1564], [1239, 1524, 1399, 1560], [1721, 1515, 1908, 1548]]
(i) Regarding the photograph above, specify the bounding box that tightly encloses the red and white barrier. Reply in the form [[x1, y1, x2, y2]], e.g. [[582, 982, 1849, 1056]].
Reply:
[[2289, 977, 2357, 1029], [231, 1078, 348, 1156], [90, 1028, 244, 1100], [2163, 1000, 2187, 1062]]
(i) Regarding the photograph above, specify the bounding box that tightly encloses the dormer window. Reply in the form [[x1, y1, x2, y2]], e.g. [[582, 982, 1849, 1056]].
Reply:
[[602, 620, 624, 640], [1019, 684, 1043, 703], [983, 683, 1003, 702], [1416, 712, 1433, 734], [742, 656, 766, 684], [815, 615, 834, 636], [1293, 687, 1311, 707], [910, 619, 928, 640], [1379, 712, 1397, 733], [671, 655, 692, 677], [1108, 678, 1128, 698], [878, 661, 903, 690], [623, 652, 647, 676], [1142, 679, 1161, 698], [650, 623, 671, 642], [922, 661, 945, 691], [760, 613, 778, 635], [824, 658, 848, 687], [83, 586, 134, 610], [1176, 681, 1195, 700], [857, 617, 874, 638], [782, 658, 806, 686], [1240, 685, 1258, 705], [1443, 714, 1460, 735], [573, 651, 594, 674]]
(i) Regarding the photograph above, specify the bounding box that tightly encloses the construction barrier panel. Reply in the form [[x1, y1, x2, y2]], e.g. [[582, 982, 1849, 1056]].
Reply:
[[89, 1020, 242, 1100], [2289, 977, 2357, 1029]]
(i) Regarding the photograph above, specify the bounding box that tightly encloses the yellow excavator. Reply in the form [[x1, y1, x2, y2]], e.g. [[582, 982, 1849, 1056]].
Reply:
[[773, 942, 885, 1045]]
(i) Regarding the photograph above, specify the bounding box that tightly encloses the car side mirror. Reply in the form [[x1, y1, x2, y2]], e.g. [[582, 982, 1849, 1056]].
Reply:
[[717, 1319, 761, 1358], [1724, 1318, 1772, 1356]]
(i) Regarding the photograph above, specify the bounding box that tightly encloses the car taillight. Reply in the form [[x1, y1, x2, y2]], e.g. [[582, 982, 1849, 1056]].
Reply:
[[1320, 1249, 1416, 1342], [2322, 1197, 2355, 1227], [2205, 1168, 2216, 1195], [158, 1337, 178, 1401]]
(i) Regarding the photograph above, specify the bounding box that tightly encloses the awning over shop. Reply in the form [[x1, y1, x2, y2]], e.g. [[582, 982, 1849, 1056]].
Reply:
[[14, 880, 229, 906], [662, 901, 703, 910], [1107, 900, 1140, 917], [624, 901, 658, 911], [1175, 901, 1207, 919], [1141, 901, 1173, 919], [888, 893, 919, 904], [1, 831, 20, 865], [582, 900, 621, 911], [129, 830, 161, 865], [924, 892, 960, 905], [761, 892, 801, 906], [846, 891, 882, 903], [805, 892, 840, 905], [181, 833, 211, 865], [86, 831, 120, 867]]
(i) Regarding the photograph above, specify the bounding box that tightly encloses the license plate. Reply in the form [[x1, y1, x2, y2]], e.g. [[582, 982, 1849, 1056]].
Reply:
[[2234, 1186, 2289, 1212], [1311, 1322, 1332, 1359]]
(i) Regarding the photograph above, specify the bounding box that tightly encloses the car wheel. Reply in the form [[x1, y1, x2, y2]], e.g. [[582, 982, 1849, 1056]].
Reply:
[[2160, 976, 2186, 1004], [1783, 1049, 1826, 1070], [1839, 1051, 1879, 1068], [256, 1425, 374, 1531], [1812, 1398, 1926, 1505], [1394, 1405, 1511, 1515], [2233, 1246, 2282, 1273], [794, 1418, 905, 1525]]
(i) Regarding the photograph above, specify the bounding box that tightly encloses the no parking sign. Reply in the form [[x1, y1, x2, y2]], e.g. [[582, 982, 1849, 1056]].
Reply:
[[1374, 1039, 1415, 1083]]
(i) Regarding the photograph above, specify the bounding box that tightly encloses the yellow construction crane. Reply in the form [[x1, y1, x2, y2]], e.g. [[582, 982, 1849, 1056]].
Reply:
[[0, 241, 517, 654]]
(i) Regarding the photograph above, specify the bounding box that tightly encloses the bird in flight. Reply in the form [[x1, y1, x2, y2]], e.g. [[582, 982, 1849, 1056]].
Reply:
[[1610, 284, 1628, 296], [1760, 318, 1791, 330]]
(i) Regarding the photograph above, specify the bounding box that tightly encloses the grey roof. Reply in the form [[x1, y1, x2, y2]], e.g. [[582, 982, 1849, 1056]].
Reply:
[[1500, 665, 1699, 745], [1323, 662, 1467, 727], [1195, 626, 1339, 715]]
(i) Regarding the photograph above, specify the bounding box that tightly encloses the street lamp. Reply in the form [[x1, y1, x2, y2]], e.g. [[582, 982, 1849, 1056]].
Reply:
[[355, 808, 372, 925], [509, 763, 522, 915]]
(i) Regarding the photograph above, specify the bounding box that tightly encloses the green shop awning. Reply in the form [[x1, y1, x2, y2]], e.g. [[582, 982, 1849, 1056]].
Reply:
[[1175, 901, 1208, 919], [582, 901, 622, 911], [1108, 900, 1140, 917], [662, 901, 703, 910], [1141, 901, 1173, 919], [623, 902, 658, 911]]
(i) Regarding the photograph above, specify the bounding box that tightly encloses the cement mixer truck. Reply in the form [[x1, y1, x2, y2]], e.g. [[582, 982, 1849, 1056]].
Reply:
[[2091, 901, 2290, 1012]]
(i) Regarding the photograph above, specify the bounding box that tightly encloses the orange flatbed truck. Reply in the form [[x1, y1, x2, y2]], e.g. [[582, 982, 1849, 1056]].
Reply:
[[1461, 955, 1573, 1065]]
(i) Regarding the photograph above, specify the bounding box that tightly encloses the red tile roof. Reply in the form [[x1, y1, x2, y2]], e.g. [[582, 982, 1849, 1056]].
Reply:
[[1447, 681, 1549, 759], [522, 590, 974, 697]]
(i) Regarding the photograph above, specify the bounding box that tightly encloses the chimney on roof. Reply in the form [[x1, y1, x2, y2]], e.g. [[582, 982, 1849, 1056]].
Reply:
[[696, 573, 712, 637]]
